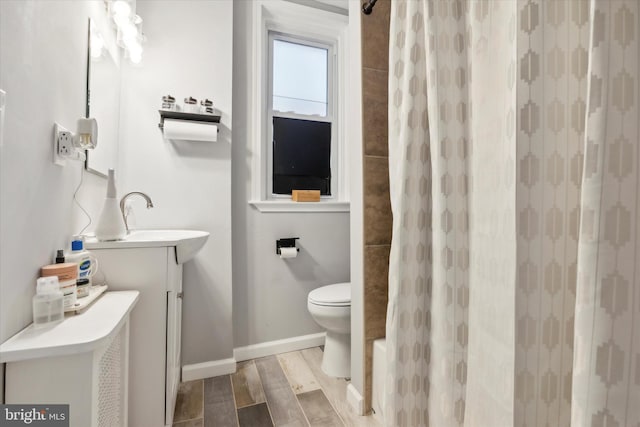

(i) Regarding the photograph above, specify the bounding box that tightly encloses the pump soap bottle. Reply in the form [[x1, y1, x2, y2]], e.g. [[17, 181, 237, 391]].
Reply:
[[95, 168, 126, 241]]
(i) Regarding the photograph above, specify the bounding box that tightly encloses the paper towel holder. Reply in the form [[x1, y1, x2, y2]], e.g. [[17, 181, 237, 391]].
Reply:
[[158, 110, 221, 130], [276, 237, 300, 255]]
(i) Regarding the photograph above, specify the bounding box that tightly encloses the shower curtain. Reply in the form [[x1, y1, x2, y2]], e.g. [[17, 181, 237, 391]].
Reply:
[[385, 1, 639, 426]]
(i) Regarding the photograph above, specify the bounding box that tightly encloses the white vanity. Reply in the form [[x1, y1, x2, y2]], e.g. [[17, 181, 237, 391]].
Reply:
[[86, 229, 209, 427]]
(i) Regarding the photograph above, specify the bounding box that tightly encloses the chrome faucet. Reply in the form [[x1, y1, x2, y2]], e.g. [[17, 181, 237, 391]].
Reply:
[[119, 192, 154, 233]]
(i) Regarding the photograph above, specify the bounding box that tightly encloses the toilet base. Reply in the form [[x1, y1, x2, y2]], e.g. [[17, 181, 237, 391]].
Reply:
[[321, 331, 351, 378]]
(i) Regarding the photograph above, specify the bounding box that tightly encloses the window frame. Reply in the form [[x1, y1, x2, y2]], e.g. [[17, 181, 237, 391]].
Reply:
[[267, 32, 335, 198], [249, 0, 349, 212]]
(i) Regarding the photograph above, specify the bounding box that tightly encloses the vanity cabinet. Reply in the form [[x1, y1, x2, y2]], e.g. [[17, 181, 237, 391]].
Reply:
[[89, 247, 182, 427]]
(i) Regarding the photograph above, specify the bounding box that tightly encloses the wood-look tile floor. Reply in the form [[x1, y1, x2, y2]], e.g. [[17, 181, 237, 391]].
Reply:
[[173, 347, 381, 427]]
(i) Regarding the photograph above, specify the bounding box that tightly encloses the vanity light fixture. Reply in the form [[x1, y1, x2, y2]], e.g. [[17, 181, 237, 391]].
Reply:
[[89, 21, 105, 59], [108, 0, 145, 64]]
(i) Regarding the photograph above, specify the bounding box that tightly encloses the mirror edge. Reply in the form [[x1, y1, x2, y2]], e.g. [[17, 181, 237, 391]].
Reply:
[[84, 19, 108, 178]]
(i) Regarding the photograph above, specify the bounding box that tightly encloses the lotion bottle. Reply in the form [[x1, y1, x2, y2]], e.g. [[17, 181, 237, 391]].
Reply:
[[65, 236, 95, 286], [95, 168, 126, 241]]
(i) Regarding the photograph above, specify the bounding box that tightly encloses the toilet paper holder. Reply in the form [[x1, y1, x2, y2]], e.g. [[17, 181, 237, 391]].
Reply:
[[276, 237, 299, 255]]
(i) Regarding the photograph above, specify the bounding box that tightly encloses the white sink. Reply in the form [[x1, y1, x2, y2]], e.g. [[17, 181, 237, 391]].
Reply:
[[85, 229, 210, 264]]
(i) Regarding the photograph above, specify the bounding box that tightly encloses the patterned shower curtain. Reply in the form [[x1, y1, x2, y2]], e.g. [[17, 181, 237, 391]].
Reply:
[[385, 1, 639, 426]]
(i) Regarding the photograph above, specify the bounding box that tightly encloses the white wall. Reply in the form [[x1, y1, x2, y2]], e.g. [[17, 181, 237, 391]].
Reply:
[[232, 0, 350, 348], [0, 0, 111, 399], [347, 0, 365, 399], [117, 0, 234, 364]]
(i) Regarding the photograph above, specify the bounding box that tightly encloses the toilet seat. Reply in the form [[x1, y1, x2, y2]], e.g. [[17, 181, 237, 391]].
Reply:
[[308, 282, 350, 307]]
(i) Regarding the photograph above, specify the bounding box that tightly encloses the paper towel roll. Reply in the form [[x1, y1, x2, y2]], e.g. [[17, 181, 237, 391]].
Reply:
[[279, 247, 298, 259], [163, 119, 218, 142]]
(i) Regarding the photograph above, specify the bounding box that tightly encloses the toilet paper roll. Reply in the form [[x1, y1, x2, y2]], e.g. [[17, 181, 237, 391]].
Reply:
[[163, 119, 218, 142], [279, 247, 298, 259]]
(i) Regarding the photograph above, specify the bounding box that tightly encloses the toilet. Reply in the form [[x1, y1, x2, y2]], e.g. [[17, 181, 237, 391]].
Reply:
[[307, 282, 351, 378]]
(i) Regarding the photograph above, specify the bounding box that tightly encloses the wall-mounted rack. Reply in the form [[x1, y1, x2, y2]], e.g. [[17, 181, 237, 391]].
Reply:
[[158, 110, 221, 130]]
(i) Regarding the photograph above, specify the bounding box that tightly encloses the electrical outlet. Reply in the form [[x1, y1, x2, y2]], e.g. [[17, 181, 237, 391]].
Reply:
[[58, 131, 73, 156], [53, 123, 70, 166]]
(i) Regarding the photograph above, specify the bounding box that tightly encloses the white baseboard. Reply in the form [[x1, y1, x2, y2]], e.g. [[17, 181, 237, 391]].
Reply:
[[182, 358, 237, 382], [347, 383, 365, 416], [234, 332, 326, 362], [181, 333, 325, 381]]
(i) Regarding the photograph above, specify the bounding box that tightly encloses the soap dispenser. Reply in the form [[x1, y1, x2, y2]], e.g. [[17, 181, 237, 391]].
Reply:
[[95, 168, 126, 241]]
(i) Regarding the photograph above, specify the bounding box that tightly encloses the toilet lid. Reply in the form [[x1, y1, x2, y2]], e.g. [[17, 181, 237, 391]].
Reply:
[[308, 282, 351, 306]]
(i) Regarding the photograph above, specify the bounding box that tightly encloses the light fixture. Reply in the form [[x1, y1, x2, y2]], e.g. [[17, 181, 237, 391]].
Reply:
[[111, 0, 132, 27], [108, 0, 145, 64], [89, 22, 105, 59], [129, 46, 143, 64], [111, 0, 132, 17]]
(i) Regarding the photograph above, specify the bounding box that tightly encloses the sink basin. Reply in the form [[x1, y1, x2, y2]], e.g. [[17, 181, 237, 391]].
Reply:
[[85, 229, 210, 264]]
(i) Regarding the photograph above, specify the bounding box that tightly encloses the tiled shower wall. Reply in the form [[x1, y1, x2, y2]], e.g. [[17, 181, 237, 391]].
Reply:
[[361, 0, 391, 412]]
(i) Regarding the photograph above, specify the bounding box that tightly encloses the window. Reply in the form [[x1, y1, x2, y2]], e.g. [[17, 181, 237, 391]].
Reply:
[[273, 117, 332, 195], [269, 35, 333, 196], [249, 0, 349, 212], [272, 39, 328, 116]]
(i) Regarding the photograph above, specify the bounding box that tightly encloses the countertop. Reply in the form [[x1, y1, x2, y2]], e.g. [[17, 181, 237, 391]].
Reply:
[[0, 290, 139, 363]]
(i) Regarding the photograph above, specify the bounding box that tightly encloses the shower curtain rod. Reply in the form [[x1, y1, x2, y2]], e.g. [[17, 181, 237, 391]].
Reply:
[[362, 0, 377, 15]]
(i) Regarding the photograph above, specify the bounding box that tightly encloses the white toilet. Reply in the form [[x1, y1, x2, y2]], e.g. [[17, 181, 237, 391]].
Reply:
[[307, 282, 351, 378]]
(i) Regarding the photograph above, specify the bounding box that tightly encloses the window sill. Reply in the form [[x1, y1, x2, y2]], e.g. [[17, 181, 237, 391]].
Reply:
[[249, 200, 350, 213]]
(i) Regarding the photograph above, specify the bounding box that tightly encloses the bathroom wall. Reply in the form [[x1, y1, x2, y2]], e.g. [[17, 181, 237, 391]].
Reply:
[[116, 0, 234, 365], [117, 0, 347, 367], [231, 0, 351, 350], [0, 0, 111, 399], [361, 0, 391, 411], [348, 0, 366, 408]]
